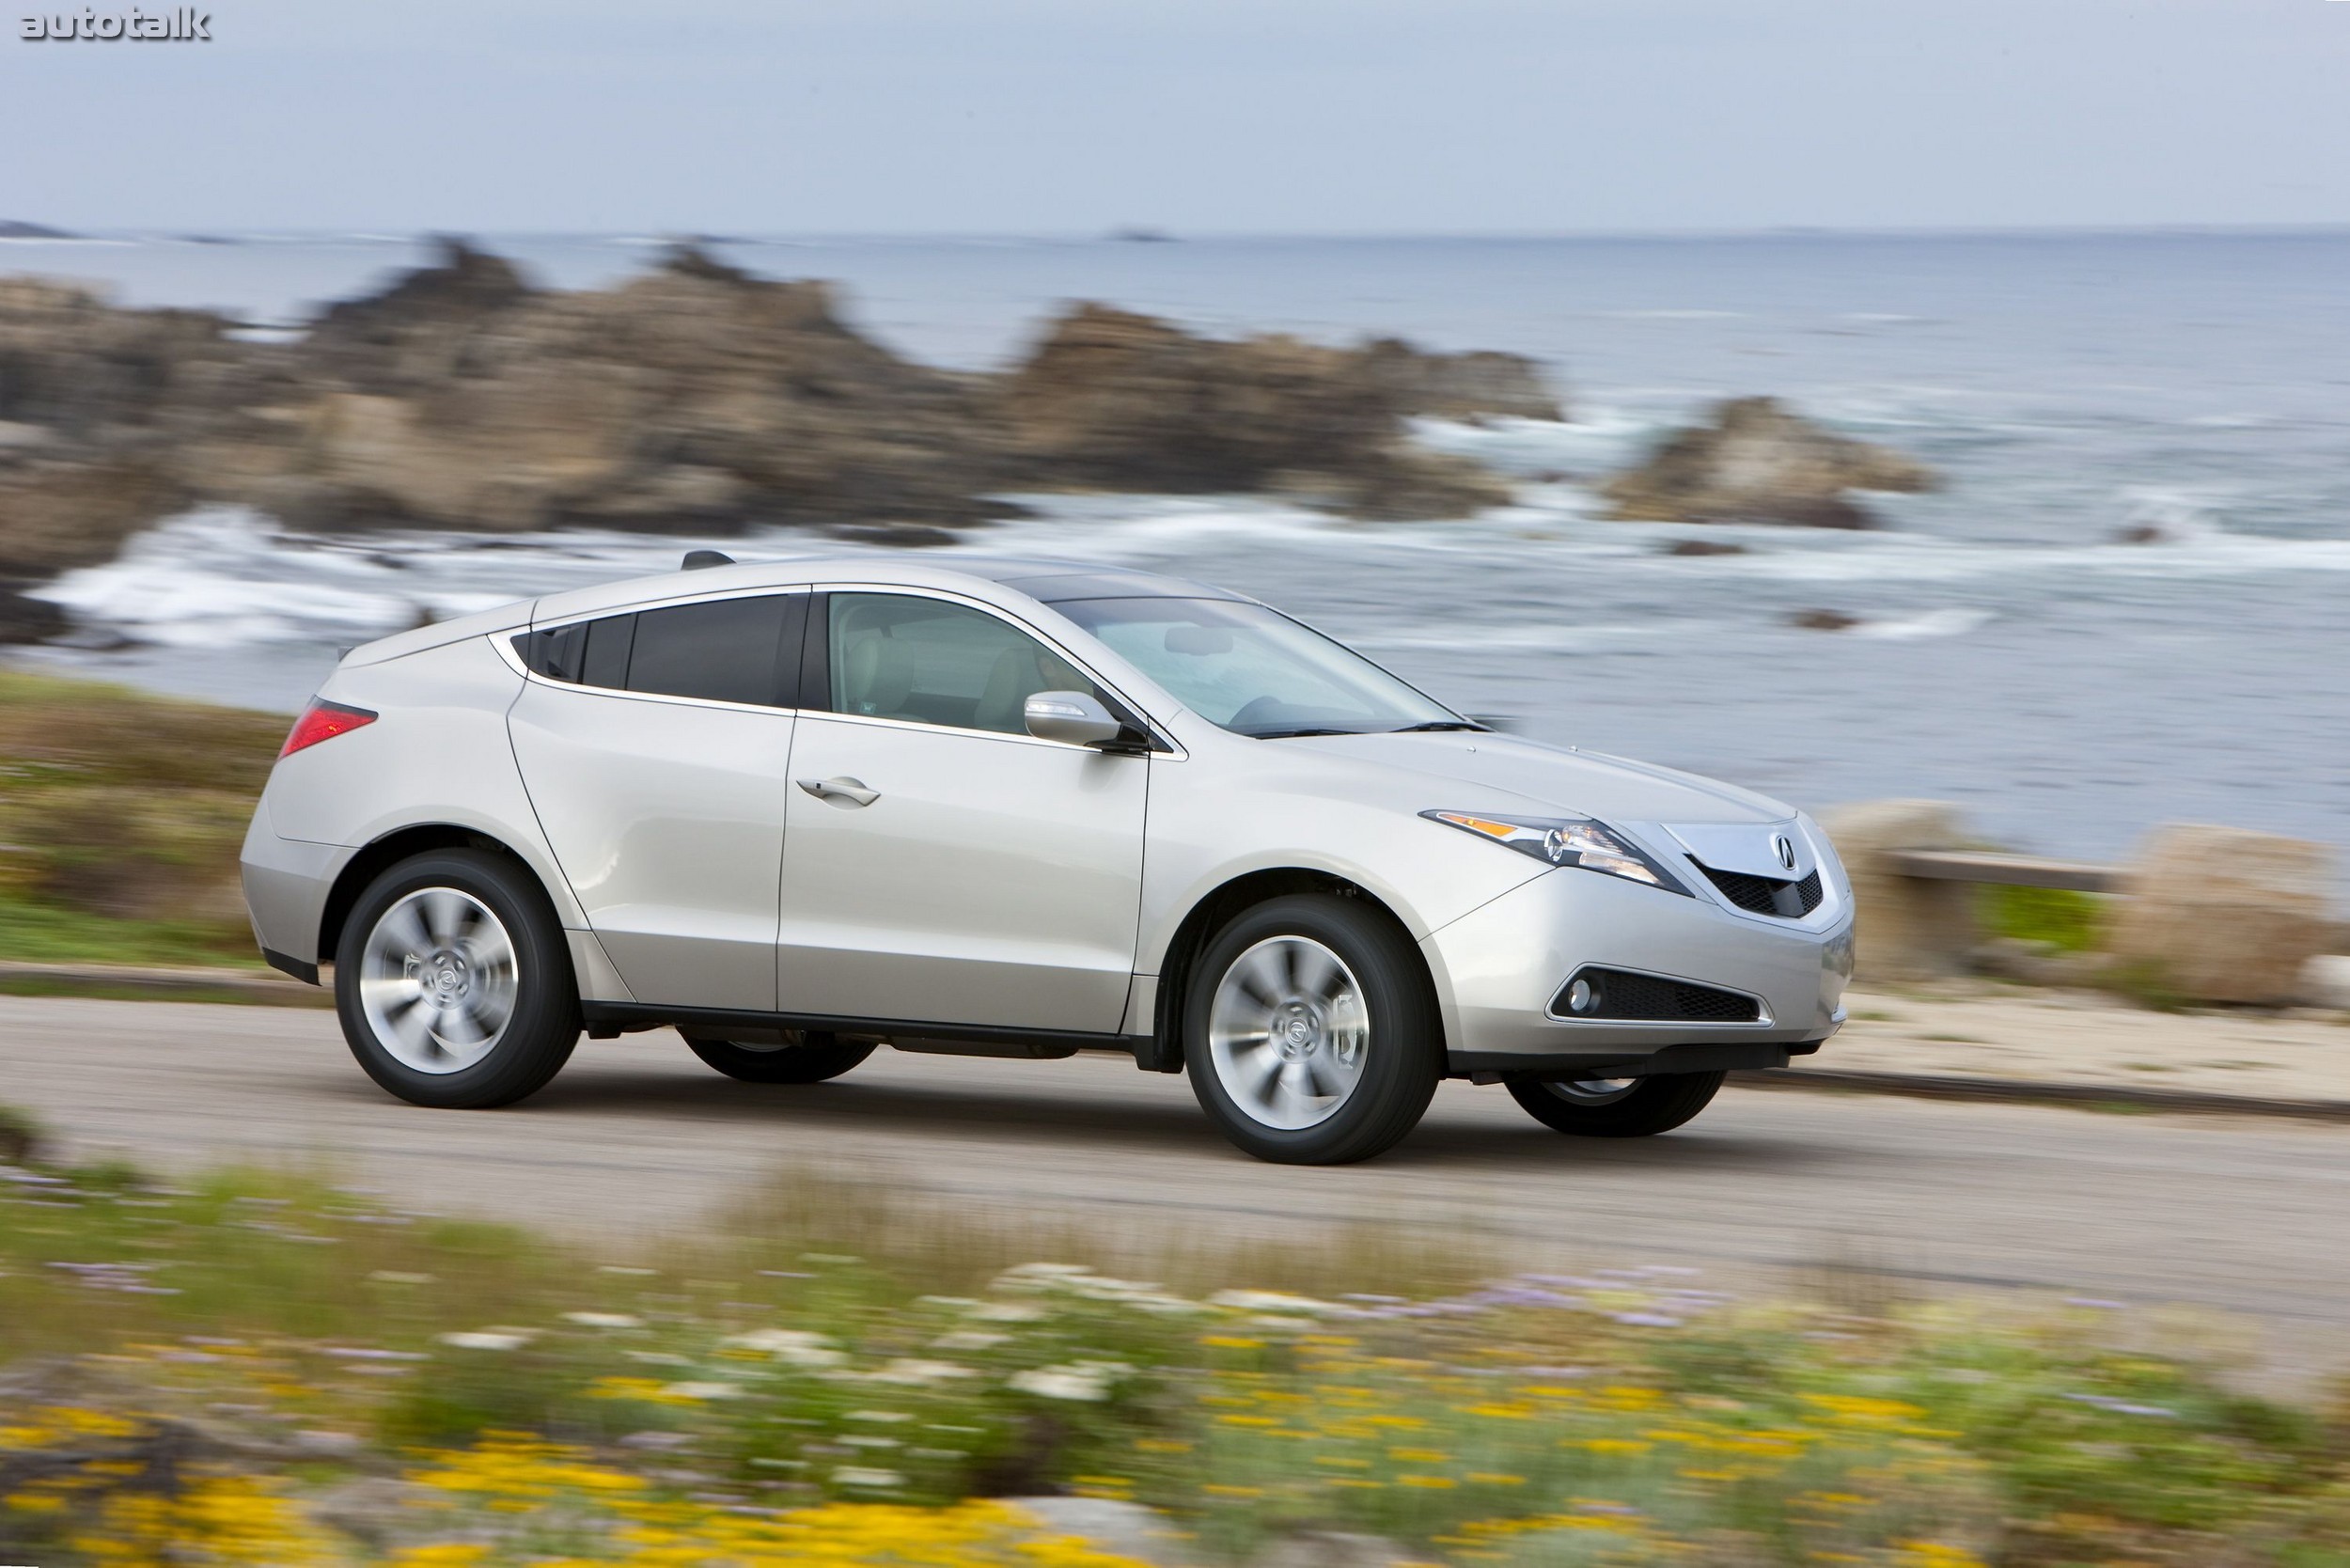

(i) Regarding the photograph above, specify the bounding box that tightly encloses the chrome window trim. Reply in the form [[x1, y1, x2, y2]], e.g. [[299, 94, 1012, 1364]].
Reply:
[[811, 580, 1187, 759], [493, 585, 812, 719]]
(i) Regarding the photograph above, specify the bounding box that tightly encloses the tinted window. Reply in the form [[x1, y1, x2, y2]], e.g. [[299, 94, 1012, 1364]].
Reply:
[[580, 614, 635, 689], [828, 593, 1102, 735], [626, 596, 793, 706], [1053, 596, 1458, 737], [516, 622, 587, 682]]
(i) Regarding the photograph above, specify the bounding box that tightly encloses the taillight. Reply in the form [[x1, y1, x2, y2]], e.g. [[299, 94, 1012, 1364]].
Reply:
[[280, 698, 378, 759]]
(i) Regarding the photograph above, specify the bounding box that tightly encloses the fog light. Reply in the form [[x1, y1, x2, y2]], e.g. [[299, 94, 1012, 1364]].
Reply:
[[1566, 977, 1598, 1014]]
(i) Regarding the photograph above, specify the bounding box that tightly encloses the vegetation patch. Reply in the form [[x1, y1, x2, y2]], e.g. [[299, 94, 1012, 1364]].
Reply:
[[6, 1121, 2349, 1566], [1976, 885, 2107, 956], [0, 669, 284, 966]]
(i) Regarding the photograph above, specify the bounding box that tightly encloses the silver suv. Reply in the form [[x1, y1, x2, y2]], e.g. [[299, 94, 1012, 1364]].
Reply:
[[242, 556, 1853, 1164]]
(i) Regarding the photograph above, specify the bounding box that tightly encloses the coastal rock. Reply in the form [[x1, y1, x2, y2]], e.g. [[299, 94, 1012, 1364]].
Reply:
[[1816, 800, 1979, 982], [997, 303, 1527, 517], [2107, 824, 2336, 1005], [0, 243, 1564, 621], [1350, 335, 1563, 423], [1603, 396, 1935, 528]]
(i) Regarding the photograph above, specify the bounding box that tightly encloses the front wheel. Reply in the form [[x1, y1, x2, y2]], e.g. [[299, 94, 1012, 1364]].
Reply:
[[683, 1031, 875, 1084], [335, 849, 580, 1109], [1506, 1071, 1725, 1137], [1185, 894, 1441, 1165]]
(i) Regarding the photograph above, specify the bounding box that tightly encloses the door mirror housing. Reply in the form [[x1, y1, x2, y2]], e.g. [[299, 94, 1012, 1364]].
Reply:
[[1025, 690, 1125, 748]]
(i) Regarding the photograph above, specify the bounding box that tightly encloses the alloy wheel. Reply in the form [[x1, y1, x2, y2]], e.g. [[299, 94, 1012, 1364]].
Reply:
[[1207, 934, 1371, 1130], [357, 886, 521, 1074]]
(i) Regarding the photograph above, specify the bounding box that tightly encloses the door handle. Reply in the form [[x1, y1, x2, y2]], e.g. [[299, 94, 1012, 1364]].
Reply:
[[798, 776, 879, 807]]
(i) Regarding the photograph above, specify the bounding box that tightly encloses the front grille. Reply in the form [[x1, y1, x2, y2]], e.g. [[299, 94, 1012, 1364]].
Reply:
[[1700, 864, 1824, 919], [1551, 966, 1762, 1024]]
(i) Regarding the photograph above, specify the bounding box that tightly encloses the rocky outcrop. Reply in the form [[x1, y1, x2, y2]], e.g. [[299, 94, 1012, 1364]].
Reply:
[[1817, 800, 1980, 982], [0, 242, 1563, 630], [1604, 396, 1935, 529], [2107, 824, 2337, 1005], [996, 303, 1519, 519]]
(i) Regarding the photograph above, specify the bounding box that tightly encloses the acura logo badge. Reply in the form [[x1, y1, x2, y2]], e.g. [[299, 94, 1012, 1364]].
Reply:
[[1772, 833, 1797, 871]]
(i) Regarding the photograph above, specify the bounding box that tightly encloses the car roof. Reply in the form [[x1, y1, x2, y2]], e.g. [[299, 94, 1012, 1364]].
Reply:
[[528, 552, 1246, 626]]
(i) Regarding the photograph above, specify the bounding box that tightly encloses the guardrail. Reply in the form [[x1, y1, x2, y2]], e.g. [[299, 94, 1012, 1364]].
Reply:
[[1882, 849, 2116, 894]]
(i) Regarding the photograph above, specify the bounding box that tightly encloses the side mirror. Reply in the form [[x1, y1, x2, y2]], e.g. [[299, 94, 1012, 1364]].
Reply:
[[1025, 690, 1125, 748]]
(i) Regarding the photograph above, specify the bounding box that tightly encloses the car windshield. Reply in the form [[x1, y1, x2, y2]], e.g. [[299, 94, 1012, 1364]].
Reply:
[[1052, 596, 1467, 738]]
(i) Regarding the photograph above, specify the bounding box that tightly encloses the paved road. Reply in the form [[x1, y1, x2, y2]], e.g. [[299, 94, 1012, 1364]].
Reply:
[[5, 996, 2347, 1367]]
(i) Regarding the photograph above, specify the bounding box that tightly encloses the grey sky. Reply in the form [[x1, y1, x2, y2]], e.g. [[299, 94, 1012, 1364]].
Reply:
[[5, 0, 2348, 234]]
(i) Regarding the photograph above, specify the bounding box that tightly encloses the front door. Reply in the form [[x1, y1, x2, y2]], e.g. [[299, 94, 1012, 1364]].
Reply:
[[776, 591, 1149, 1034], [508, 592, 804, 1011]]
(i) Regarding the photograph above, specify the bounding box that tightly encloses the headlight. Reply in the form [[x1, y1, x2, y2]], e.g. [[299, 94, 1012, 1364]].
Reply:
[[1421, 810, 1692, 896]]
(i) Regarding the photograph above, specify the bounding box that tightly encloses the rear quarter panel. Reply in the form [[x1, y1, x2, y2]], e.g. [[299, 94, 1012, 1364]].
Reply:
[[259, 635, 586, 930]]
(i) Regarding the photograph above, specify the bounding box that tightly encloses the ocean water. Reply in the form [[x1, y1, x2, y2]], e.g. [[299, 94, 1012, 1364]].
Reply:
[[7, 229, 2348, 870]]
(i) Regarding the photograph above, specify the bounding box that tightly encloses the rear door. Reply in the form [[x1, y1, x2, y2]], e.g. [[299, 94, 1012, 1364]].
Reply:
[[775, 589, 1150, 1034], [508, 591, 805, 1011]]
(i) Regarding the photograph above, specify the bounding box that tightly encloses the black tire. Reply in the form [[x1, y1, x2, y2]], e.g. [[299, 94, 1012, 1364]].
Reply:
[[1506, 1070, 1725, 1137], [334, 849, 580, 1109], [683, 1031, 875, 1084], [1184, 894, 1442, 1165]]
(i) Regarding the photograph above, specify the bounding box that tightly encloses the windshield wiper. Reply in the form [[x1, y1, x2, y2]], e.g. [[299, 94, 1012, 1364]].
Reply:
[[1388, 720, 1488, 733], [1246, 727, 1362, 740]]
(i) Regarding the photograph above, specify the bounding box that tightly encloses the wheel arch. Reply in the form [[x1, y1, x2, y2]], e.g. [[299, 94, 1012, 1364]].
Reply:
[[1151, 868, 1445, 1072], [319, 823, 565, 966]]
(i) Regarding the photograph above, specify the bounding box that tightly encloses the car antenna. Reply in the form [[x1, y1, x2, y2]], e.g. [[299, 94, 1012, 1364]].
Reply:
[[681, 549, 736, 571]]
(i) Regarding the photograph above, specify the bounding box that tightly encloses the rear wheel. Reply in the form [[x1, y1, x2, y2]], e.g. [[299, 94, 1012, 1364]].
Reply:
[[683, 1031, 875, 1084], [335, 850, 580, 1109], [1185, 894, 1441, 1165], [1506, 1071, 1725, 1137]]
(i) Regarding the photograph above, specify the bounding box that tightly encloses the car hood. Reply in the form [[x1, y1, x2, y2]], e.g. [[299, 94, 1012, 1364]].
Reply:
[[1279, 730, 1794, 826]]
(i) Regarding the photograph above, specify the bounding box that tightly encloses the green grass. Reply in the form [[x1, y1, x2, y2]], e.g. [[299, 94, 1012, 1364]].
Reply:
[[0, 888, 269, 966], [0, 669, 284, 967], [8, 1121, 2350, 1565], [1978, 883, 2107, 954]]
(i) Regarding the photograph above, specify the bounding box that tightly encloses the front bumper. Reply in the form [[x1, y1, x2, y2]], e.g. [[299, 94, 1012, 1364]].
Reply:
[[1422, 858, 1853, 1077]]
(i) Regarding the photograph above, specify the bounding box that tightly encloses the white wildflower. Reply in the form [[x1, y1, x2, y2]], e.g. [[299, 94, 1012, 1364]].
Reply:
[[723, 1327, 846, 1366], [968, 1301, 1047, 1323], [563, 1311, 642, 1329], [931, 1330, 1010, 1352], [661, 1381, 744, 1401], [831, 1466, 903, 1489], [1210, 1289, 1344, 1316], [439, 1329, 532, 1352], [867, 1358, 976, 1386], [1008, 1359, 1129, 1402]]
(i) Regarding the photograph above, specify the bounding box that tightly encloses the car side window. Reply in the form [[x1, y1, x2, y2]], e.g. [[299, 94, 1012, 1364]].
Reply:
[[515, 595, 800, 708], [826, 592, 1102, 735]]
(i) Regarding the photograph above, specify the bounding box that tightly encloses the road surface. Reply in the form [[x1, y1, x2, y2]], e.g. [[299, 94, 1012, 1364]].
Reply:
[[4, 996, 2345, 1370]]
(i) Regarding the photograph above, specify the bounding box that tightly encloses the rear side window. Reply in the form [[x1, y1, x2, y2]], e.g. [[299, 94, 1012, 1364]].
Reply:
[[514, 595, 800, 708]]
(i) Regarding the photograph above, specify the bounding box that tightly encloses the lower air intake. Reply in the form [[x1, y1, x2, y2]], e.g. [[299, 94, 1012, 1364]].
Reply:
[[1551, 966, 1762, 1024]]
